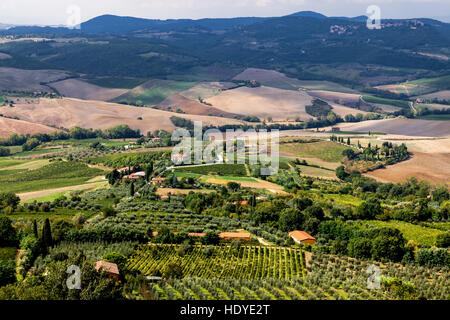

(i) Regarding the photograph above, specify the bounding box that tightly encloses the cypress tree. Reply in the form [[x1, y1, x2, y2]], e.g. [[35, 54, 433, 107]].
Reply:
[[33, 220, 38, 238], [42, 218, 53, 250], [130, 182, 135, 196]]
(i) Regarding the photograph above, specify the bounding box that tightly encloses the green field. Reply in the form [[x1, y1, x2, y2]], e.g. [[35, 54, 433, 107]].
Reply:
[[321, 193, 363, 206], [200, 175, 257, 183], [362, 95, 410, 109], [384, 75, 450, 96], [113, 80, 197, 105], [174, 164, 247, 177], [0, 161, 105, 194], [0, 159, 49, 171], [360, 220, 445, 247], [416, 114, 450, 121], [127, 245, 305, 280], [280, 141, 349, 163], [296, 80, 359, 93], [85, 77, 147, 89], [0, 159, 27, 169], [297, 165, 337, 180]]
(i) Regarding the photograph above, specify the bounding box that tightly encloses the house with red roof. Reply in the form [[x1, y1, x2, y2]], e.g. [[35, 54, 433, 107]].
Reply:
[[289, 230, 316, 245]]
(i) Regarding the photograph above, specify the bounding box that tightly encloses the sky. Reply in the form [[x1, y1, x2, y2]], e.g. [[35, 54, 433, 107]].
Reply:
[[1, 0, 449, 26]]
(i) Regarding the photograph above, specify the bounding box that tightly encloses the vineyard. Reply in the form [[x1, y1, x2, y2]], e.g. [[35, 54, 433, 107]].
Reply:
[[141, 250, 449, 300], [127, 245, 306, 280]]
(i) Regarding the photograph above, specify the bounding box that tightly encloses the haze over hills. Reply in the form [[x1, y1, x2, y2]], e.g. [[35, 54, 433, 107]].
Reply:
[[2, 10, 450, 34]]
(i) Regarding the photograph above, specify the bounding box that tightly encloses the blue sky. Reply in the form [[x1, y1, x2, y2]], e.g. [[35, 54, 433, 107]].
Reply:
[[1, 0, 449, 25]]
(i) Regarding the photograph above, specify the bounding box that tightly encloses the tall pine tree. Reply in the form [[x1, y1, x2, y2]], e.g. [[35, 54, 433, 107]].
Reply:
[[130, 182, 135, 196], [33, 220, 38, 238], [41, 218, 53, 252]]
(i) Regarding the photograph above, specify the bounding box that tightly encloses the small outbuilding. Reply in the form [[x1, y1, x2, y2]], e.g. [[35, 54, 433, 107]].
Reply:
[[289, 231, 316, 245], [95, 261, 120, 282], [219, 232, 251, 242]]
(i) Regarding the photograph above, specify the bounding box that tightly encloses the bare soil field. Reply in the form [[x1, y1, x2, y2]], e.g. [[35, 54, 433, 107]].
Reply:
[[365, 152, 450, 185], [331, 118, 450, 137], [328, 102, 369, 117], [205, 86, 314, 121], [205, 176, 287, 194], [48, 79, 128, 101], [159, 93, 242, 118], [179, 82, 237, 100], [0, 52, 11, 60], [0, 116, 58, 138], [418, 90, 450, 101], [417, 103, 450, 110], [0, 67, 69, 91], [308, 90, 361, 107], [233, 68, 304, 90], [1, 98, 246, 134], [18, 181, 108, 202]]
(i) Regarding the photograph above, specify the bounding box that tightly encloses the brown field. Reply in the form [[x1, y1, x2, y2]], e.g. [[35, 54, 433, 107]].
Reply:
[[0, 117, 58, 138], [328, 102, 369, 117], [48, 79, 128, 101], [331, 118, 450, 137], [159, 93, 242, 118], [0, 97, 246, 134], [418, 90, 450, 101], [308, 90, 361, 107], [205, 177, 287, 194], [375, 83, 414, 95], [205, 86, 314, 121], [18, 180, 108, 202], [0, 67, 69, 92], [365, 152, 450, 185]]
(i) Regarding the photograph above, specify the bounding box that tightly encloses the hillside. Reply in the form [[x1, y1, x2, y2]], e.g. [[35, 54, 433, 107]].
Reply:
[[0, 116, 58, 138], [0, 97, 247, 133]]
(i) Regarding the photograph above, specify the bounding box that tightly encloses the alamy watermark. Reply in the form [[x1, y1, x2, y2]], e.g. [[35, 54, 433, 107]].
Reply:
[[66, 5, 81, 29], [66, 265, 81, 290], [171, 121, 279, 176], [366, 264, 381, 289], [367, 5, 381, 30]]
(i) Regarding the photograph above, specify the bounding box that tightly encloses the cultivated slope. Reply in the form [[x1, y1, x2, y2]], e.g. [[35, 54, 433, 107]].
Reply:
[[0, 98, 246, 134], [0, 116, 58, 138]]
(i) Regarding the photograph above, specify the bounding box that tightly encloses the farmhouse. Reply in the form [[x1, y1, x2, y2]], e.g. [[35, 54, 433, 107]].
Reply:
[[289, 230, 316, 245], [132, 171, 146, 178], [95, 261, 120, 282], [117, 167, 132, 173], [122, 172, 146, 181], [331, 127, 341, 132], [219, 232, 251, 242], [233, 200, 249, 206], [151, 137, 161, 142]]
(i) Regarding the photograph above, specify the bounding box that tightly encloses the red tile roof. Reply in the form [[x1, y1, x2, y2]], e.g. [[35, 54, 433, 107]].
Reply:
[[95, 261, 119, 275], [219, 232, 251, 239], [289, 231, 316, 242]]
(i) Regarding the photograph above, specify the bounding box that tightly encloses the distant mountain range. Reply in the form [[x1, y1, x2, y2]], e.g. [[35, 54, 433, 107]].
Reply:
[[2, 11, 448, 35], [1, 10, 449, 81]]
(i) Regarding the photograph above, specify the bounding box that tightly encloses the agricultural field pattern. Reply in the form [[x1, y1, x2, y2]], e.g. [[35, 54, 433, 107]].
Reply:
[[0, 3, 449, 306]]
